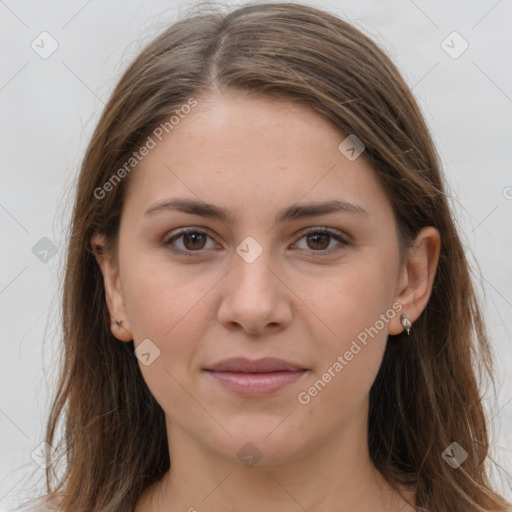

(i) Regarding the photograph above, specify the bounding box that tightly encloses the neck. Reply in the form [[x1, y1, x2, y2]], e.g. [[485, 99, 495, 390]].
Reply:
[[135, 404, 416, 512]]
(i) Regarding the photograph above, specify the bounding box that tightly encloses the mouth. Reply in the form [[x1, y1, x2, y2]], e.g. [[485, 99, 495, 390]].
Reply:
[[203, 357, 308, 396]]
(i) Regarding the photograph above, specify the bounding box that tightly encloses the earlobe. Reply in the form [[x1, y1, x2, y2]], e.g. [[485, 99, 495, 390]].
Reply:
[[389, 226, 441, 336], [111, 318, 133, 342], [91, 233, 133, 342]]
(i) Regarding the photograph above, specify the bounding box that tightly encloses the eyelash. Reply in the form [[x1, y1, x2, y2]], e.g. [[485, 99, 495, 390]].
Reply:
[[163, 227, 349, 258]]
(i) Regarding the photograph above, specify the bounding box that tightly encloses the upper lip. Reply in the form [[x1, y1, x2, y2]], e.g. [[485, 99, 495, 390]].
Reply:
[[205, 357, 306, 373]]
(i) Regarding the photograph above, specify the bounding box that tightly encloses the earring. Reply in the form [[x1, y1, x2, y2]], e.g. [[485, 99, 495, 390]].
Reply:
[[114, 319, 124, 329], [400, 313, 412, 335]]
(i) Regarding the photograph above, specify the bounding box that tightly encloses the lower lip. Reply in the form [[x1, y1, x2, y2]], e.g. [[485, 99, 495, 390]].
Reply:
[[205, 370, 307, 396]]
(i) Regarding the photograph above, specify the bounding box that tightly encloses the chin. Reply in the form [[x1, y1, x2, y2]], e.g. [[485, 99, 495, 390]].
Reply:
[[204, 420, 310, 468]]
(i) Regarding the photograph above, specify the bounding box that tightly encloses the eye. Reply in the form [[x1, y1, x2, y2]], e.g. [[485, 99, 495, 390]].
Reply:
[[163, 228, 218, 256], [292, 227, 349, 255], [163, 227, 349, 257]]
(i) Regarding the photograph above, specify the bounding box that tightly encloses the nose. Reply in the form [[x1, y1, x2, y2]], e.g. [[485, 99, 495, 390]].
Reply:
[[216, 243, 293, 336]]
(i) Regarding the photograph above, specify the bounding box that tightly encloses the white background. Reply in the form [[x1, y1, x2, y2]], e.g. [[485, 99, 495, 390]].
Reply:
[[1, 0, 511, 508]]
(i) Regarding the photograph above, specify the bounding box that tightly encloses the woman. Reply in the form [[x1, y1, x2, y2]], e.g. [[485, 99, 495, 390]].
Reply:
[[12, 2, 511, 511]]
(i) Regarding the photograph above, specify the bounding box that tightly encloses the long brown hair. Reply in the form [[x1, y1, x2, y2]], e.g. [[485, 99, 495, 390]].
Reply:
[[42, 2, 511, 511]]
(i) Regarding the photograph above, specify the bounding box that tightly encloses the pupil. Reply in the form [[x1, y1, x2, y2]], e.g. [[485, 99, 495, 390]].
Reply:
[[184, 233, 205, 250], [308, 233, 329, 250]]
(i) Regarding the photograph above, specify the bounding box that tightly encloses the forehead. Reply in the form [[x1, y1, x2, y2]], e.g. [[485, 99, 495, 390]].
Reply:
[[123, 93, 392, 223]]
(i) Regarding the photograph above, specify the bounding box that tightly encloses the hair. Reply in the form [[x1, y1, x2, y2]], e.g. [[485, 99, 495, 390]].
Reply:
[[40, 2, 511, 511]]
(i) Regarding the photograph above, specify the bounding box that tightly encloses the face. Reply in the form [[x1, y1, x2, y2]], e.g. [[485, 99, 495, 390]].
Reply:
[[96, 92, 422, 467]]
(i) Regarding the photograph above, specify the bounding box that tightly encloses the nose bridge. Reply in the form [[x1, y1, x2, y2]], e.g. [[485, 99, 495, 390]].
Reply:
[[232, 235, 277, 299], [216, 234, 289, 333]]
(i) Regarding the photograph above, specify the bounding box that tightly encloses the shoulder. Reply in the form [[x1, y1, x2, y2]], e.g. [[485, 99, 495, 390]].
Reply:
[[6, 495, 60, 512]]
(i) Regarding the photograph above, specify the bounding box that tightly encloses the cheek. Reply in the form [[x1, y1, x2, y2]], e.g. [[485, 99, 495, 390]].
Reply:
[[302, 253, 396, 394], [311, 252, 395, 334], [120, 258, 216, 416], [121, 248, 213, 341]]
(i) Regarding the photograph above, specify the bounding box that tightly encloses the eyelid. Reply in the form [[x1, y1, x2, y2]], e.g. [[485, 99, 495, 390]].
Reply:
[[296, 226, 350, 243]]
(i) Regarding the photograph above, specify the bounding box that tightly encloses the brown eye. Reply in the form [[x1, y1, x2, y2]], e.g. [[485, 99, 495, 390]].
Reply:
[[164, 228, 216, 255], [181, 232, 207, 250], [164, 227, 348, 258], [305, 232, 331, 250], [293, 228, 349, 255]]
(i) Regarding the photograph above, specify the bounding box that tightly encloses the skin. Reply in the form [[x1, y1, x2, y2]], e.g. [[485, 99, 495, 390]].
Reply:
[[92, 92, 440, 512]]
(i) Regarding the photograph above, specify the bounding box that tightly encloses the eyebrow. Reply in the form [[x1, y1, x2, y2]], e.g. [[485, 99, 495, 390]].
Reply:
[[143, 198, 368, 223]]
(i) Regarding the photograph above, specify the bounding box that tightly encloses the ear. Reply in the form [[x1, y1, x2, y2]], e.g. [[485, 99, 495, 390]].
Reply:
[[388, 226, 441, 335], [91, 233, 133, 342]]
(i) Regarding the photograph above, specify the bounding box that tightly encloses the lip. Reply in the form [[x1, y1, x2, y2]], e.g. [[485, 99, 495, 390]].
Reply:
[[204, 357, 308, 396], [205, 357, 306, 373]]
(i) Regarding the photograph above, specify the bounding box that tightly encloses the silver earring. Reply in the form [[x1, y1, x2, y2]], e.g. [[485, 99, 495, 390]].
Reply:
[[114, 319, 124, 328], [400, 313, 412, 335]]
